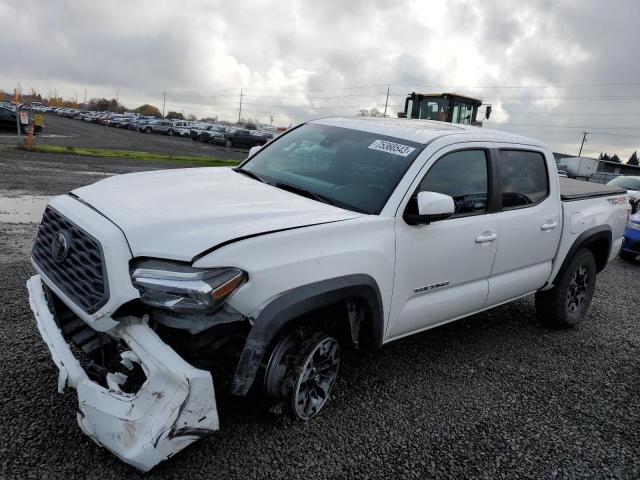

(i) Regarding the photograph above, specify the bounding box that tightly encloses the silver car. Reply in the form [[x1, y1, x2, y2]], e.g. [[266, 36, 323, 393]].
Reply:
[[143, 119, 173, 134]]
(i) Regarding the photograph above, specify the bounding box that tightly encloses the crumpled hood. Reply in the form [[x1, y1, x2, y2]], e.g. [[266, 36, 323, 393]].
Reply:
[[72, 167, 361, 261]]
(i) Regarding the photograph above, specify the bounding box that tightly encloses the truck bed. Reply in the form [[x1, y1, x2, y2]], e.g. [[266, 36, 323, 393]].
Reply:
[[559, 177, 627, 201]]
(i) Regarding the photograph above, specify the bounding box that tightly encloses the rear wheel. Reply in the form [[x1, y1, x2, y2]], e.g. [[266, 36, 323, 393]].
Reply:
[[264, 328, 340, 420], [535, 248, 597, 328]]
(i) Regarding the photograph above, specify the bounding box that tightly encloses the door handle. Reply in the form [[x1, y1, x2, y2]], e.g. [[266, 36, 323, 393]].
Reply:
[[541, 221, 558, 231], [475, 231, 498, 243]]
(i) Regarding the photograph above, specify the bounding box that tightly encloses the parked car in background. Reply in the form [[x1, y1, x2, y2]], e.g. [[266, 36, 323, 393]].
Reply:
[[607, 175, 640, 199], [620, 211, 640, 262], [143, 119, 172, 134], [226, 127, 269, 147], [111, 116, 136, 128], [199, 125, 228, 144], [607, 176, 640, 212], [169, 120, 191, 137], [189, 123, 214, 141], [0, 105, 21, 131]]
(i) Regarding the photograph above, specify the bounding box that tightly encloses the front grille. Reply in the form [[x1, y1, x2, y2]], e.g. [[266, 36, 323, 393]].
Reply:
[[32, 206, 108, 313]]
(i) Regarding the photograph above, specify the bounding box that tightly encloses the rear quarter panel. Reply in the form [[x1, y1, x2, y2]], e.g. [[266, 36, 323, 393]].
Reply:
[[546, 193, 629, 288]]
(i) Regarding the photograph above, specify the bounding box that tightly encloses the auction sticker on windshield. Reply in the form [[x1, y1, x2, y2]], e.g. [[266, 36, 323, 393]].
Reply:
[[368, 139, 416, 157]]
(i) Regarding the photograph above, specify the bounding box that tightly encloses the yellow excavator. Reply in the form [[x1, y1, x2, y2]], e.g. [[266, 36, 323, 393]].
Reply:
[[398, 92, 491, 126]]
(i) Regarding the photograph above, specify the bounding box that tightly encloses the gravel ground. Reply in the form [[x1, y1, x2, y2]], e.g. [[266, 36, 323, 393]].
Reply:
[[1, 147, 640, 479]]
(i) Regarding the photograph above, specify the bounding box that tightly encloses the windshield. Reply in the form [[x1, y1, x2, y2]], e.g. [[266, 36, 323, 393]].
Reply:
[[241, 123, 423, 214], [608, 176, 640, 190]]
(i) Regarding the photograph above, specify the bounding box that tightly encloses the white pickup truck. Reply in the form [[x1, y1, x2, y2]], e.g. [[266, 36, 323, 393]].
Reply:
[[27, 117, 629, 471]]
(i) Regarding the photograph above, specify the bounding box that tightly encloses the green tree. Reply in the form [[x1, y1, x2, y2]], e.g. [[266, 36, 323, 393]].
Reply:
[[628, 151, 639, 166], [87, 97, 124, 112], [134, 104, 162, 117], [610, 154, 621, 163], [165, 111, 184, 120]]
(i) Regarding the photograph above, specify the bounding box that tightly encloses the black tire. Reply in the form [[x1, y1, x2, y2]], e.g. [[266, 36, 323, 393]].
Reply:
[[145, 127, 152, 134], [263, 328, 340, 420], [535, 248, 597, 328], [619, 249, 637, 262]]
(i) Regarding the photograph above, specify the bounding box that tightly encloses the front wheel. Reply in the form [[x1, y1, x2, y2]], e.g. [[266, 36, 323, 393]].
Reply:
[[535, 248, 597, 328], [264, 329, 340, 420]]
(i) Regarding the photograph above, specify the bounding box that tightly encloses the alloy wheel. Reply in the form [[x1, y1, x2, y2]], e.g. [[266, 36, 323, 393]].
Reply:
[[292, 336, 340, 420], [566, 265, 589, 313]]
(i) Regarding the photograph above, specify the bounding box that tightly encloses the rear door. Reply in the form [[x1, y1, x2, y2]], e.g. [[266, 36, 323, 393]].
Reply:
[[486, 147, 561, 306]]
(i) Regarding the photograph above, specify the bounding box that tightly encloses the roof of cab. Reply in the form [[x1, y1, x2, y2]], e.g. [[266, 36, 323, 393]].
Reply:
[[311, 116, 545, 148]]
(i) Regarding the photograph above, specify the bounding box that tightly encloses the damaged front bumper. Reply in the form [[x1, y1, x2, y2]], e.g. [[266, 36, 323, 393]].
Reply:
[[27, 274, 219, 471]]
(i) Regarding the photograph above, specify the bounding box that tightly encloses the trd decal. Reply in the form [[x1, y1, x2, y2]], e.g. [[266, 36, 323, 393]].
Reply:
[[413, 281, 449, 294]]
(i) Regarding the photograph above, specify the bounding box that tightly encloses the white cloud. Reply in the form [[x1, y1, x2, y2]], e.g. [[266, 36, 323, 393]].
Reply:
[[0, 0, 638, 157]]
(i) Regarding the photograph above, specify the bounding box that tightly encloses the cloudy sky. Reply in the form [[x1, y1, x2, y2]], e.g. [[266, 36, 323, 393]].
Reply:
[[1, 0, 639, 159]]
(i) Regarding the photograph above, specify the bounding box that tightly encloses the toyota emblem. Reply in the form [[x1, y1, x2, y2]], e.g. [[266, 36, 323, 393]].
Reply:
[[51, 231, 71, 263]]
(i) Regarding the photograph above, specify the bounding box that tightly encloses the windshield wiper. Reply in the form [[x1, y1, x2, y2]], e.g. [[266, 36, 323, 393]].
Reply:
[[233, 167, 266, 183], [273, 182, 337, 206]]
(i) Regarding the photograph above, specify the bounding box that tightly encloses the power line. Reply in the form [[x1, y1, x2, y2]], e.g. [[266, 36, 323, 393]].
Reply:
[[393, 81, 640, 89]]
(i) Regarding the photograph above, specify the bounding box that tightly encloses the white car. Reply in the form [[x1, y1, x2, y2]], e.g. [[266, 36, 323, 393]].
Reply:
[[27, 117, 629, 471], [169, 119, 191, 137], [607, 175, 640, 209]]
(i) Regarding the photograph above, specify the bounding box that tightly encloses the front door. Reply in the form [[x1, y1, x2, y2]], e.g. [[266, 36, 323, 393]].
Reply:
[[387, 147, 500, 340]]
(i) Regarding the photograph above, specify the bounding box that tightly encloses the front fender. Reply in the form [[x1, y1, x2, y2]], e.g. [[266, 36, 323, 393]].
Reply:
[[230, 274, 383, 396]]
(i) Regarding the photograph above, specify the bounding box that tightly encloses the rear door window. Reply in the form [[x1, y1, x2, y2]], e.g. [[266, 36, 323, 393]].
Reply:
[[498, 150, 549, 208]]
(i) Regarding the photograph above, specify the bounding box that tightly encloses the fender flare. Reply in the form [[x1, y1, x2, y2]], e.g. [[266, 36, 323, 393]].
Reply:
[[551, 225, 612, 285], [230, 274, 384, 396]]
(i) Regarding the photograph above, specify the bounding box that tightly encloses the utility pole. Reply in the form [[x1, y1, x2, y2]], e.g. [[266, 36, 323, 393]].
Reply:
[[578, 131, 589, 157], [162, 89, 167, 118], [383, 85, 390, 117], [84, 88, 87, 104], [15, 88, 21, 144], [116, 88, 119, 106], [238, 89, 243, 124], [75, 91, 77, 104]]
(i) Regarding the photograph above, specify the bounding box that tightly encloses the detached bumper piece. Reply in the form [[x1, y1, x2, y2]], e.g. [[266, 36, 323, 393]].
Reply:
[[27, 274, 219, 472]]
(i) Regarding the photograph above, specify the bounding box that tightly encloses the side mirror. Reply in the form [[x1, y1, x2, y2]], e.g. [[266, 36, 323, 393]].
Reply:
[[404, 191, 455, 225], [485, 105, 492, 120], [248, 145, 261, 158]]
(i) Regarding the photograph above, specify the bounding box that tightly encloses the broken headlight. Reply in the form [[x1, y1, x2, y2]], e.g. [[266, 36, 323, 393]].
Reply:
[[131, 259, 246, 314]]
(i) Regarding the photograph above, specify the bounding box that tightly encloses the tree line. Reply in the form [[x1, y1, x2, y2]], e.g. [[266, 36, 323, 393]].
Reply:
[[599, 151, 639, 166]]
